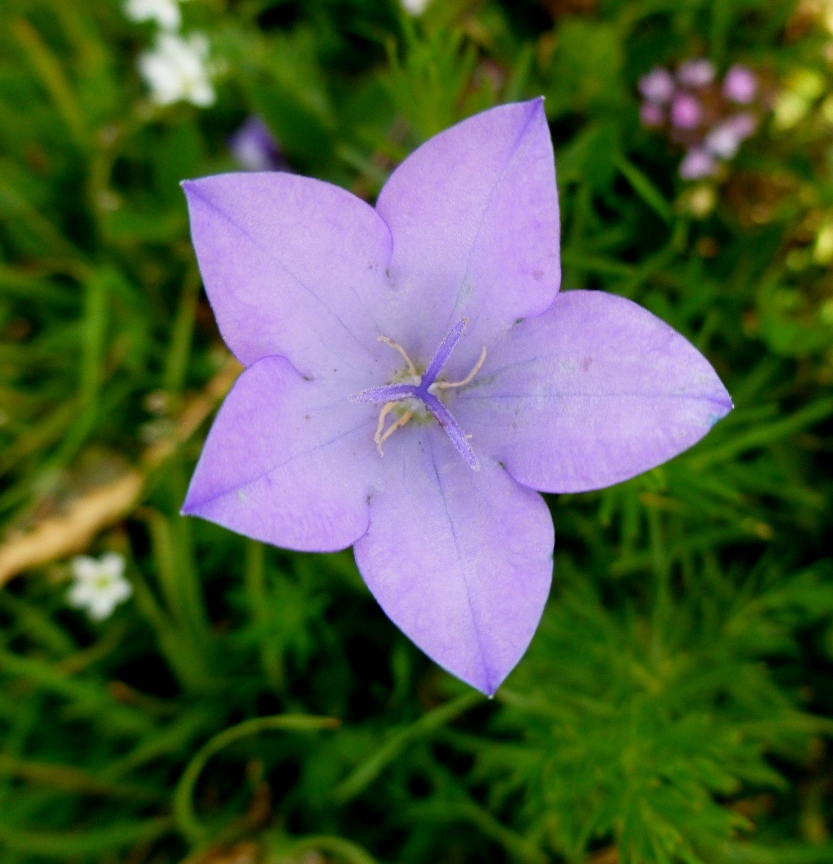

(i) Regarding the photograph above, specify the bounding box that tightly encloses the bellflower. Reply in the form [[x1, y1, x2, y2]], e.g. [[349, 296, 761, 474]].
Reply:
[[181, 100, 732, 695]]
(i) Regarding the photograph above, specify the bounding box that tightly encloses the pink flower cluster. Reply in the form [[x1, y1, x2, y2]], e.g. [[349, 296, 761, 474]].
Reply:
[[639, 60, 760, 180]]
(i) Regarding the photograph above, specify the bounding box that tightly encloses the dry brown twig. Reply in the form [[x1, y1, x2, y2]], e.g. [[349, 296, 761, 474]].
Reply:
[[0, 355, 243, 587]]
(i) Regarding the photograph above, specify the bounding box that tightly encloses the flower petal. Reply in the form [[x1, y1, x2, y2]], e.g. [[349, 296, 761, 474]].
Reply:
[[375, 99, 560, 370], [68, 582, 96, 608], [100, 552, 126, 578], [182, 356, 379, 552], [354, 426, 554, 695], [182, 173, 393, 378], [88, 596, 117, 621], [455, 290, 733, 493], [70, 556, 100, 582]]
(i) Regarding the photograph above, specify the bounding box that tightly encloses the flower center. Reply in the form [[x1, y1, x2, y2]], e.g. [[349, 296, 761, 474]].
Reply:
[[351, 319, 486, 470]]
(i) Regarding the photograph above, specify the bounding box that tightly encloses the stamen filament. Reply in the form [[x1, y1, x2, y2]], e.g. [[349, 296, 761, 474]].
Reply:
[[358, 320, 485, 469], [377, 409, 414, 454], [431, 346, 487, 391], [378, 336, 417, 378], [374, 402, 396, 450]]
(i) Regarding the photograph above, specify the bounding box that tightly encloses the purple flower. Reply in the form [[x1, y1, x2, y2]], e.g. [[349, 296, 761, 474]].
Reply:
[[679, 147, 717, 179], [704, 113, 757, 160], [640, 101, 665, 127], [670, 92, 703, 129], [229, 117, 285, 172], [728, 111, 757, 139], [677, 59, 715, 87], [704, 123, 742, 159], [180, 100, 732, 695], [723, 65, 757, 104], [639, 67, 675, 104]]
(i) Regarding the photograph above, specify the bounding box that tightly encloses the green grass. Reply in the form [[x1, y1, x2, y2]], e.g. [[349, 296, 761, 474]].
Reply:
[[0, 0, 832, 862]]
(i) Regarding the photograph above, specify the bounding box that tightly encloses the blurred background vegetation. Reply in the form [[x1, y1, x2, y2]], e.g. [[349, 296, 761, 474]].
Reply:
[[1, 0, 833, 862]]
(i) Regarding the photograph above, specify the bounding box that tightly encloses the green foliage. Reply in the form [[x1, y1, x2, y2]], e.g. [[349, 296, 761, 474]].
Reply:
[[1, 0, 832, 863], [479, 559, 833, 863]]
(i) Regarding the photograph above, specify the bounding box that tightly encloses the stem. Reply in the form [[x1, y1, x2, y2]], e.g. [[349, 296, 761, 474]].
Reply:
[[164, 267, 201, 396], [174, 714, 339, 846], [284, 835, 379, 864], [333, 691, 482, 804], [647, 505, 669, 671]]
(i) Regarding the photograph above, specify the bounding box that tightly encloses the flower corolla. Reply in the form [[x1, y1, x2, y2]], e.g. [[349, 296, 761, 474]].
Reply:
[[722, 65, 758, 104], [639, 67, 675, 104], [677, 59, 715, 87], [670, 92, 703, 129], [640, 102, 664, 127], [68, 553, 132, 621], [138, 32, 215, 107], [704, 113, 757, 159], [679, 147, 717, 180], [180, 100, 732, 695]]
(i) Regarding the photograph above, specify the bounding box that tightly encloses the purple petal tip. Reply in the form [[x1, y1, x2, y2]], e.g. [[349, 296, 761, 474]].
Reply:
[[710, 392, 734, 425]]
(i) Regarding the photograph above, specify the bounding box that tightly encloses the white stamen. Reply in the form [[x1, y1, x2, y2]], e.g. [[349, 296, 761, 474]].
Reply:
[[377, 409, 414, 455], [377, 335, 418, 378], [374, 402, 396, 452], [369, 335, 486, 459], [430, 346, 487, 391]]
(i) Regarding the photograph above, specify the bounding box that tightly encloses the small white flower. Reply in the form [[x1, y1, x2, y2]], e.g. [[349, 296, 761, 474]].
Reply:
[[401, 0, 430, 15], [68, 553, 132, 621], [138, 32, 215, 107], [124, 0, 185, 31]]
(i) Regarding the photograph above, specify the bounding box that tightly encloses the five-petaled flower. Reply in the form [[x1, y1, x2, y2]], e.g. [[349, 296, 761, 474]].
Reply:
[[138, 32, 215, 107], [181, 100, 732, 695], [68, 553, 132, 621]]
